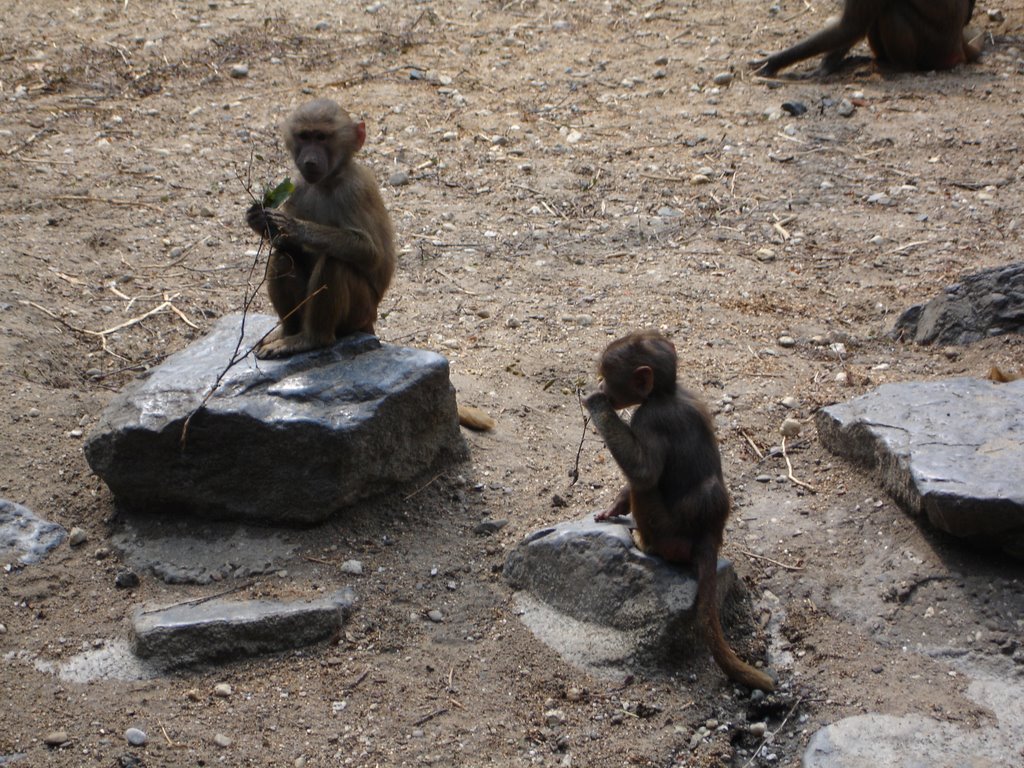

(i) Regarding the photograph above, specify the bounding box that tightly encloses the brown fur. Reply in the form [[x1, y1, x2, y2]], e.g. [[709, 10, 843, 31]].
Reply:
[[246, 99, 395, 359], [752, 0, 980, 77], [585, 331, 775, 691]]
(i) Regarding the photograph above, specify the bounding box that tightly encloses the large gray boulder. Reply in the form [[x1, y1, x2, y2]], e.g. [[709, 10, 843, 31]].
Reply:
[[893, 262, 1024, 345], [816, 377, 1024, 558], [504, 514, 740, 668], [85, 314, 466, 525]]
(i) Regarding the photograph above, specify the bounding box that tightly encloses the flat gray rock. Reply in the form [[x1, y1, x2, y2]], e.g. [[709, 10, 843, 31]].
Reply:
[[504, 514, 738, 667], [802, 660, 1024, 768], [803, 713, 995, 768], [816, 377, 1024, 558], [0, 499, 66, 567], [110, 515, 297, 585], [893, 261, 1024, 345], [132, 588, 354, 668], [84, 314, 466, 524]]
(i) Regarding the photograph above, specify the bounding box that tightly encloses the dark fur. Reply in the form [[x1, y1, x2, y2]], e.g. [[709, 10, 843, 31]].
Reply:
[[586, 331, 775, 691], [752, 0, 979, 77]]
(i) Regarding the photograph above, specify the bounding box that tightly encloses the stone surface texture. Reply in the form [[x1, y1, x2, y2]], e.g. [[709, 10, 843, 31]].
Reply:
[[84, 314, 466, 524], [504, 514, 738, 667], [0, 499, 66, 567], [110, 514, 297, 584], [132, 588, 355, 668], [816, 377, 1024, 558], [893, 261, 1024, 345]]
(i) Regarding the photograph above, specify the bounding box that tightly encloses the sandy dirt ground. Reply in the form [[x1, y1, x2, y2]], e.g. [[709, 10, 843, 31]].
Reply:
[[2, 1, 1024, 766]]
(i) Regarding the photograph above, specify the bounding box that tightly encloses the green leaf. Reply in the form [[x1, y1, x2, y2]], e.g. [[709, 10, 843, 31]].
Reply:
[[262, 177, 294, 209]]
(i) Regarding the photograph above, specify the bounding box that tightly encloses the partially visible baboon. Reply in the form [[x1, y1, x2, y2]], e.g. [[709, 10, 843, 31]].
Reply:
[[752, 0, 981, 77]]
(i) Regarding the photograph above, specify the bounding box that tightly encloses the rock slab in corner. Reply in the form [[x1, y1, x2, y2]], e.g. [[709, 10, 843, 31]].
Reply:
[[504, 514, 737, 666], [893, 261, 1024, 345], [816, 377, 1024, 558], [803, 712, 1007, 768], [132, 588, 354, 668], [0, 499, 66, 567], [84, 314, 466, 524]]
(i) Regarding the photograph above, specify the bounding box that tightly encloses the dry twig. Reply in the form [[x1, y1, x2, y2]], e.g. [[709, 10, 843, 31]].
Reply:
[[735, 547, 804, 571], [569, 389, 591, 486], [781, 437, 816, 493], [742, 697, 804, 768], [412, 707, 448, 727], [738, 428, 765, 460], [403, 471, 445, 501], [52, 194, 164, 212]]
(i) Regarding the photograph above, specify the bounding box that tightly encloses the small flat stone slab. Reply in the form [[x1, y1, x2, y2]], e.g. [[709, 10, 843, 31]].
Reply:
[[816, 377, 1024, 558], [803, 712, 1006, 768], [84, 314, 466, 524], [504, 514, 737, 665], [0, 499, 66, 567], [132, 588, 354, 668]]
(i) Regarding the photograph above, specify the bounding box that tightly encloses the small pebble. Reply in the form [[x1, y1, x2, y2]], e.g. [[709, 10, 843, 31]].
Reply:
[[44, 731, 69, 746], [712, 72, 733, 86], [124, 728, 147, 746], [68, 527, 87, 547], [545, 709, 566, 727], [114, 569, 140, 589], [213, 682, 233, 698], [781, 101, 807, 116], [780, 396, 800, 409], [835, 371, 849, 385], [213, 733, 232, 748], [229, 63, 249, 79], [387, 171, 410, 187], [749, 721, 768, 737], [427, 609, 444, 623], [756, 474, 772, 483], [340, 559, 363, 575], [837, 98, 855, 117], [473, 519, 508, 535], [777, 335, 796, 348], [0, 622, 6, 634], [780, 418, 802, 438]]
